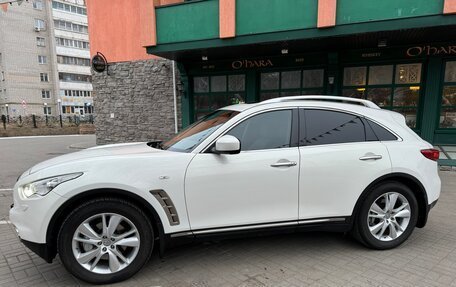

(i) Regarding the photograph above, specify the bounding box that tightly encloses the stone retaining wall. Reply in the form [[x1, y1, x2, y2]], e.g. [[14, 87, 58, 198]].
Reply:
[[92, 59, 182, 145]]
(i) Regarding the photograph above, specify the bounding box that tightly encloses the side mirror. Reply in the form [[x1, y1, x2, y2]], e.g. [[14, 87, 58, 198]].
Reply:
[[214, 135, 241, 154]]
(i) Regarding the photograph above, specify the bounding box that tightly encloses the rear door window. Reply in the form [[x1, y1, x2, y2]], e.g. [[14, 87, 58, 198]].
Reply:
[[301, 109, 366, 146]]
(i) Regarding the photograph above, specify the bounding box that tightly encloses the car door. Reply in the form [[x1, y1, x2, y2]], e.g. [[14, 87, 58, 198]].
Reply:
[[298, 108, 392, 220], [185, 109, 300, 230]]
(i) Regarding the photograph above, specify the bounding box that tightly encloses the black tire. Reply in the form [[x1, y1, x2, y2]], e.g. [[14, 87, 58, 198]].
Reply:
[[57, 198, 154, 284], [354, 181, 418, 250]]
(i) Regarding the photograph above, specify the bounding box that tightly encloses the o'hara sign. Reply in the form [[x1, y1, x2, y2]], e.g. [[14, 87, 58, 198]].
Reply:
[[407, 45, 456, 57], [232, 59, 274, 69]]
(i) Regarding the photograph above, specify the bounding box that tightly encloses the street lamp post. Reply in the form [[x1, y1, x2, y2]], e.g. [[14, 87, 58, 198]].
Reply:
[[57, 99, 63, 128], [44, 103, 48, 126], [5, 104, 9, 124]]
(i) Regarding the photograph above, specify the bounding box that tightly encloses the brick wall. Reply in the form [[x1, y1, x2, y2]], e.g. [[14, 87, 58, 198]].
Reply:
[[92, 59, 182, 145]]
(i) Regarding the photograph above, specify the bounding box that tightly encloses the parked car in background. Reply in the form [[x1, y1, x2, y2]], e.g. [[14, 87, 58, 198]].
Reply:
[[10, 96, 440, 284]]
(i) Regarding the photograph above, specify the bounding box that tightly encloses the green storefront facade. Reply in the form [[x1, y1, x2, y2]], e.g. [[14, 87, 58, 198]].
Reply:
[[147, 0, 456, 145]]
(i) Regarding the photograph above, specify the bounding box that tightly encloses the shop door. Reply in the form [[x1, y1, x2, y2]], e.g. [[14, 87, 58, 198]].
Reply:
[[258, 69, 326, 101], [341, 63, 423, 131]]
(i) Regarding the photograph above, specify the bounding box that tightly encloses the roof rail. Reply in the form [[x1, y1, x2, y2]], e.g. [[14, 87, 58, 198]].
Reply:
[[261, 95, 381, 109]]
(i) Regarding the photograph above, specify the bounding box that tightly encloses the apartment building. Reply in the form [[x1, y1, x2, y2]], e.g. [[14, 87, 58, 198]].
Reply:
[[0, 0, 93, 118]]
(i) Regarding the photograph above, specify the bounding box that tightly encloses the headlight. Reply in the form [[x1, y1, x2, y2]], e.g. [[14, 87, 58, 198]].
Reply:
[[19, 173, 83, 198]]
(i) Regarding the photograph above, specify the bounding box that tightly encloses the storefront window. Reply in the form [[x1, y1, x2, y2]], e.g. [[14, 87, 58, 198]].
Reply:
[[261, 72, 280, 90], [281, 71, 301, 89], [395, 64, 421, 84], [342, 63, 423, 128], [260, 69, 325, 101], [194, 77, 209, 93], [303, 69, 324, 88], [367, 88, 391, 107], [368, 65, 393, 85], [210, 76, 226, 92], [193, 74, 245, 121], [343, 67, 366, 86], [228, 75, 245, 91], [439, 62, 456, 128]]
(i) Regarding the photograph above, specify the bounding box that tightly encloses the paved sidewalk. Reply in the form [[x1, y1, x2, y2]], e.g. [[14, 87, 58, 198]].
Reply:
[[0, 171, 455, 287], [1, 136, 455, 286]]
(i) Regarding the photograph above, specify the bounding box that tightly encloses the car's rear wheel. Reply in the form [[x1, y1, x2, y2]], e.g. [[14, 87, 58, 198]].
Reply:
[[57, 198, 154, 284], [355, 182, 418, 249]]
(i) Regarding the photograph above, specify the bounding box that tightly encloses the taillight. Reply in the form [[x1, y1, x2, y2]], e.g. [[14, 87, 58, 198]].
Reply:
[[421, 149, 440, 161]]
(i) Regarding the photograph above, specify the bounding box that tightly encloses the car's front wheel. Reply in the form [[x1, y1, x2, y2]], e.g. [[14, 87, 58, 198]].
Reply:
[[355, 181, 418, 249], [57, 198, 154, 284]]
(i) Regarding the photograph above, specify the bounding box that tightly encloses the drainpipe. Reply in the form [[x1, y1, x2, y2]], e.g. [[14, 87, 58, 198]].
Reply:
[[172, 61, 178, 134]]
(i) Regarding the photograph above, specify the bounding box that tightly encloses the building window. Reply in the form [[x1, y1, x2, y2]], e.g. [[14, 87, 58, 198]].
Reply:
[[342, 63, 423, 129], [59, 73, 91, 83], [57, 55, 90, 66], [259, 69, 325, 101], [43, 107, 51, 115], [439, 61, 456, 129], [53, 19, 88, 34], [36, 37, 46, 47], [193, 74, 246, 120], [62, 89, 92, 97], [41, 90, 51, 99], [52, 1, 87, 15], [38, 55, 47, 64], [34, 19, 46, 30], [33, 0, 43, 10], [40, 73, 49, 82], [55, 37, 89, 50]]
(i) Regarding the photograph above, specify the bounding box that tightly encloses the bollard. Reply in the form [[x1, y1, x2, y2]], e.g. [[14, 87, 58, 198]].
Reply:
[[32, 114, 37, 128], [1, 115, 6, 130]]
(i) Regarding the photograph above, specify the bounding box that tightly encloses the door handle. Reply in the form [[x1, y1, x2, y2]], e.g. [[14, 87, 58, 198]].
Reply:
[[359, 154, 382, 161], [270, 161, 297, 167]]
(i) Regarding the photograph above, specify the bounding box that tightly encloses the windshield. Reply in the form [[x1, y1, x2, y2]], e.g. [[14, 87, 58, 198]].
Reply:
[[162, 110, 240, 152]]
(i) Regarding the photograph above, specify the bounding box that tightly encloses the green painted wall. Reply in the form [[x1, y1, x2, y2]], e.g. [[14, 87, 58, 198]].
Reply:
[[236, 0, 317, 36], [337, 0, 444, 25], [156, 0, 219, 44]]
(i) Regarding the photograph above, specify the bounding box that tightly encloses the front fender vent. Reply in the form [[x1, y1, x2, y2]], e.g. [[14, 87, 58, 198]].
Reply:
[[150, 189, 180, 226]]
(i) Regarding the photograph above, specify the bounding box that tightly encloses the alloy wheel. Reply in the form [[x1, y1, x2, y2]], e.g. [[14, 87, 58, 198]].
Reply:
[[71, 213, 140, 274], [367, 192, 411, 241]]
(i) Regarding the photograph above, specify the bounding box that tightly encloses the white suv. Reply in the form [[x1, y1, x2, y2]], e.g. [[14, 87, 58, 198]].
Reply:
[[10, 96, 440, 284]]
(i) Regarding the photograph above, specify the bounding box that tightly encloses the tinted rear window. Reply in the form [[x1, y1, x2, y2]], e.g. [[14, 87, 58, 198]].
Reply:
[[366, 119, 398, 141], [303, 109, 366, 146]]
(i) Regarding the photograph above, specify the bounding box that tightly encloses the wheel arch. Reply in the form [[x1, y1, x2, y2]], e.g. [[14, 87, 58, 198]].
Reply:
[[350, 173, 429, 229], [45, 188, 165, 263]]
